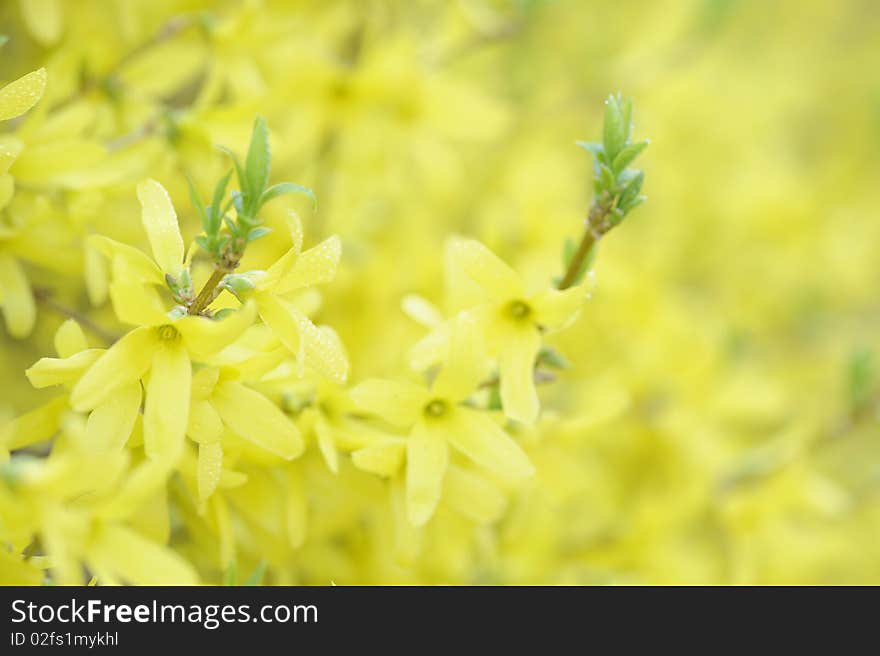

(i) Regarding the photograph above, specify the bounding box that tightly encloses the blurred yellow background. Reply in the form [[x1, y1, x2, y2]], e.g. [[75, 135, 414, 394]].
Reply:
[[2, 0, 880, 583]]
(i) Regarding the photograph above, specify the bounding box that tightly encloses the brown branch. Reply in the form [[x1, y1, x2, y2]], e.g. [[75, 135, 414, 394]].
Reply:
[[33, 288, 119, 345]]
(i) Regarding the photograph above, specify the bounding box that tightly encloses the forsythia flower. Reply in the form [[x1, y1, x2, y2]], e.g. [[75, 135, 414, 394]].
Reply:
[[414, 238, 586, 424], [352, 316, 534, 526], [67, 180, 256, 464]]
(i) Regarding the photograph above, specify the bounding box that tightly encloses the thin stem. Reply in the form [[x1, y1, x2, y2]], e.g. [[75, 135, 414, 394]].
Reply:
[[33, 289, 119, 345], [188, 268, 227, 315], [557, 228, 599, 290]]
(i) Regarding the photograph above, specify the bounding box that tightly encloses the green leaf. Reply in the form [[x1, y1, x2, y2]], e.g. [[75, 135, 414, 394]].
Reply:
[[618, 194, 646, 215], [230, 190, 244, 216], [247, 226, 272, 242], [245, 116, 270, 213], [603, 93, 627, 161], [611, 140, 648, 174], [208, 170, 233, 234], [538, 346, 570, 370], [618, 170, 644, 210], [621, 97, 633, 143], [260, 182, 318, 211], [243, 560, 267, 586], [0, 35, 8, 49], [186, 177, 210, 236], [194, 235, 211, 254], [217, 146, 248, 202], [576, 141, 607, 165], [598, 163, 616, 192]]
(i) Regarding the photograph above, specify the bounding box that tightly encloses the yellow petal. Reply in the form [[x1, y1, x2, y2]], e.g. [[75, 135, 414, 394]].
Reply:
[[85, 383, 142, 451], [19, 0, 63, 46], [25, 349, 102, 388], [136, 179, 184, 278], [71, 326, 158, 411], [314, 415, 339, 473], [212, 380, 303, 460], [190, 366, 219, 400], [407, 320, 451, 371], [351, 439, 406, 478], [11, 139, 105, 187], [450, 407, 535, 480], [530, 285, 585, 331], [451, 238, 523, 300], [87, 235, 163, 286], [401, 293, 443, 328], [198, 442, 223, 501], [187, 399, 223, 444], [6, 396, 67, 450], [96, 461, 171, 521], [257, 293, 348, 383], [54, 319, 88, 358], [177, 300, 257, 358], [109, 279, 169, 327], [0, 136, 24, 174], [84, 238, 109, 306], [0, 68, 47, 121], [444, 465, 506, 524], [0, 253, 35, 338], [86, 524, 198, 585], [274, 234, 342, 294], [349, 379, 428, 427], [432, 312, 488, 402], [498, 326, 541, 424], [143, 341, 190, 464], [406, 422, 449, 526], [260, 212, 304, 289]]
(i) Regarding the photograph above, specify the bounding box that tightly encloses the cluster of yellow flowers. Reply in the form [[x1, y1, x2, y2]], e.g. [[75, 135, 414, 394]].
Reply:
[[2, 0, 879, 585]]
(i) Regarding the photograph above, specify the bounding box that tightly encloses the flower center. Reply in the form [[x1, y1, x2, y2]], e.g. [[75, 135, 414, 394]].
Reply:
[[506, 300, 532, 321], [157, 324, 180, 341], [423, 399, 449, 419]]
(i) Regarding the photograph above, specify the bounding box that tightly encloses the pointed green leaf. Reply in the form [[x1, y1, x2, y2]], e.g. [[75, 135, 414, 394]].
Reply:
[[186, 176, 210, 234], [576, 141, 607, 166], [260, 181, 317, 211], [245, 116, 270, 212], [611, 140, 648, 174], [598, 163, 616, 192], [217, 146, 248, 201], [247, 227, 271, 242], [618, 170, 644, 209], [603, 93, 627, 161], [208, 170, 233, 234], [538, 346, 570, 370]]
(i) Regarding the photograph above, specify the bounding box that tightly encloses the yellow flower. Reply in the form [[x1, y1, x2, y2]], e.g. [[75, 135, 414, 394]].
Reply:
[[447, 238, 585, 424], [0, 447, 197, 585], [351, 315, 534, 526], [185, 365, 304, 502], [63, 179, 257, 464], [244, 212, 349, 384]]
